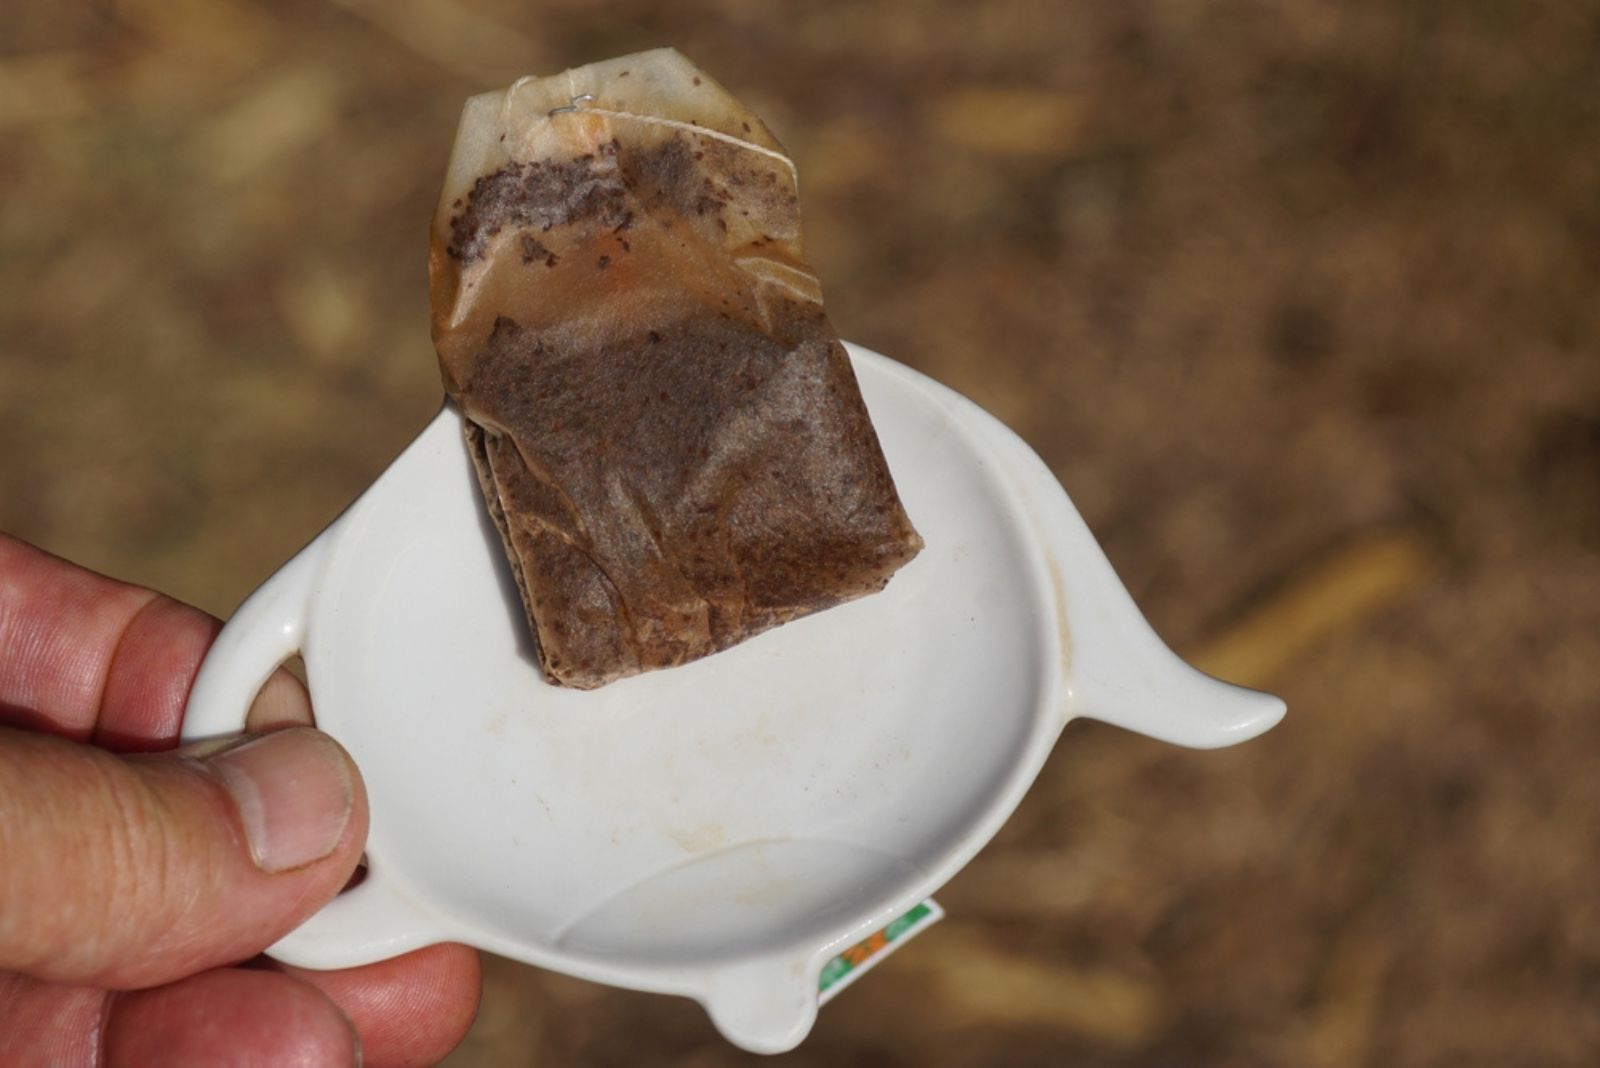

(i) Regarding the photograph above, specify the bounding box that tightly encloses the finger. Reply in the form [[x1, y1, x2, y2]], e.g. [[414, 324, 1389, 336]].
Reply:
[[0, 972, 107, 1066], [104, 968, 359, 1067], [94, 594, 221, 751], [0, 534, 210, 747], [0, 726, 367, 989], [0, 534, 311, 749], [283, 945, 483, 1067], [246, 667, 315, 732]]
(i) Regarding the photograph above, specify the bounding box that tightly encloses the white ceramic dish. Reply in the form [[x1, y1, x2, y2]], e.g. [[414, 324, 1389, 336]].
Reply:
[[182, 344, 1283, 1053]]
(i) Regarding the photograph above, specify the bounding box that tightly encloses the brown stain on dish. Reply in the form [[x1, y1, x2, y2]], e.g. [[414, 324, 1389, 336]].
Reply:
[[1045, 550, 1074, 684], [665, 823, 727, 853]]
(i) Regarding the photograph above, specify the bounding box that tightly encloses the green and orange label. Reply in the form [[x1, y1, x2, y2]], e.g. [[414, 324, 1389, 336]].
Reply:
[[817, 900, 943, 1004]]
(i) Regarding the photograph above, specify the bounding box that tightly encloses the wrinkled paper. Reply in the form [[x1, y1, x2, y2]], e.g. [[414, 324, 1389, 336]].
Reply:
[[430, 49, 922, 689]]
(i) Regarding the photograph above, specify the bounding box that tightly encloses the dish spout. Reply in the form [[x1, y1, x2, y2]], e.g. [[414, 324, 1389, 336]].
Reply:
[[973, 399, 1287, 750], [1045, 525, 1287, 747]]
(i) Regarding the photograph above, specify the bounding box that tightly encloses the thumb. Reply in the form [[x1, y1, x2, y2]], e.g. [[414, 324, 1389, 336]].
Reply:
[[0, 725, 368, 989]]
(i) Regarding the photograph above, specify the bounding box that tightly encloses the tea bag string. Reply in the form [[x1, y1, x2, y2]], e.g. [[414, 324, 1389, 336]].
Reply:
[[503, 74, 798, 184], [574, 106, 800, 184]]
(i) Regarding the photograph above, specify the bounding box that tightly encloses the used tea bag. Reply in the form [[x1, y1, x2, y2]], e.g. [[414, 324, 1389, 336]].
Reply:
[[430, 49, 922, 689]]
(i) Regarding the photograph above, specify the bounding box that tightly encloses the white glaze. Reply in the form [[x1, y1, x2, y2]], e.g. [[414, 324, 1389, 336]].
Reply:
[[183, 344, 1284, 1053]]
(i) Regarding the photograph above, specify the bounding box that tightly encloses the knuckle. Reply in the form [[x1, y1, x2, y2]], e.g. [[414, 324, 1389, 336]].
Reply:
[[70, 754, 193, 974]]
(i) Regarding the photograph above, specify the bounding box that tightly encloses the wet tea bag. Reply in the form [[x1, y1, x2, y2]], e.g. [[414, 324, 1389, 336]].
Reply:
[[429, 49, 922, 689]]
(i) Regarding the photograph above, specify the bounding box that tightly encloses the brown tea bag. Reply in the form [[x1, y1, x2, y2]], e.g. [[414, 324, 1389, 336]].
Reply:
[[429, 49, 922, 689]]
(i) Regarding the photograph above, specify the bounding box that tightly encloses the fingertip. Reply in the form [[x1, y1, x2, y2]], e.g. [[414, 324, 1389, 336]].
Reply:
[[104, 968, 359, 1067], [210, 726, 361, 874], [95, 595, 222, 752], [284, 945, 482, 1067]]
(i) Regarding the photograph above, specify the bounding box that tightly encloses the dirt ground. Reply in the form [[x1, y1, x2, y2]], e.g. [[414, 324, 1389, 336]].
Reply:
[[4, 2, 1599, 1065]]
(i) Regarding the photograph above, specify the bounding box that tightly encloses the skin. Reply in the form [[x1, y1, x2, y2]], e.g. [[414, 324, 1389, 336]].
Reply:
[[0, 532, 482, 1066]]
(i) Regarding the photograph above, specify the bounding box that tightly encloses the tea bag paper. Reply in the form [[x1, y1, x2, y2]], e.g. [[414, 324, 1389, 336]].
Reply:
[[430, 49, 921, 688]]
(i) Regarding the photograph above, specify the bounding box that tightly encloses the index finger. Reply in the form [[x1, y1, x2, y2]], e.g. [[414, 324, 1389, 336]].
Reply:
[[0, 533, 308, 750]]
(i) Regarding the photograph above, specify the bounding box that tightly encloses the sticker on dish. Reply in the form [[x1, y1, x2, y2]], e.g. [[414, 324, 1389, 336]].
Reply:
[[817, 900, 944, 1005]]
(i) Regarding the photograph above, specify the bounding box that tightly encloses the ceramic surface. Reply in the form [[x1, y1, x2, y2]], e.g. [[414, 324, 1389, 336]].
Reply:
[[183, 345, 1284, 1053]]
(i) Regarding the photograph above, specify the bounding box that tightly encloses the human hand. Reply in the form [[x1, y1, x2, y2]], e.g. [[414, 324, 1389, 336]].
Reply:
[[0, 533, 481, 1065]]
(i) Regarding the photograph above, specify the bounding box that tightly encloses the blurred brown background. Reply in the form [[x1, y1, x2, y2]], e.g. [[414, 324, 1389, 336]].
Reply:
[[4, 1, 1599, 1064]]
